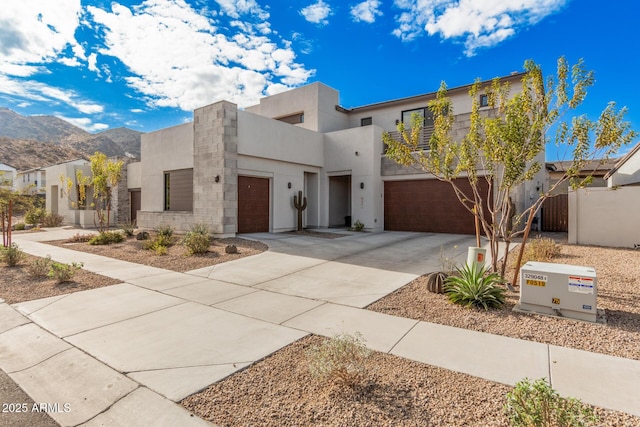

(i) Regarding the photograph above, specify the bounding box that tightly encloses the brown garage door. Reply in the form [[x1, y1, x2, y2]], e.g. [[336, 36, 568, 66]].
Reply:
[[238, 176, 269, 233], [384, 178, 491, 234]]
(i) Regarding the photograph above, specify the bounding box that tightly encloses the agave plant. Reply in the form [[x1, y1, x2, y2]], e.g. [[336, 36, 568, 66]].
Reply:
[[444, 262, 506, 310]]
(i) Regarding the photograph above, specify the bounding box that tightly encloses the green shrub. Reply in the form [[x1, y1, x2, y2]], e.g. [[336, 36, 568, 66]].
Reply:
[[307, 332, 371, 387], [89, 231, 125, 245], [445, 263, 506, 310], [150, 241, 168, 255], [155, 225, 174, 238], [519, 236, 561, 266], [0, 243, 25, 267], [25, 207, 47, 225], [65, 233, 94, 243], [27, 255, 53, 279], [13, 223, 26, 231], [120, 222, 136, 237], [505, 378, 598, 427], [352, 220, 365, 232], [183, 225, 211, 255], [48, 261, 83, 283], [42, 212, 64, 227]]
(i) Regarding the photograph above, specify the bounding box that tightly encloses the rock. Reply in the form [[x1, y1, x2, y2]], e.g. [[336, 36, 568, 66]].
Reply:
[[136, 231, 150, 241], [225, 244, 238, 254]]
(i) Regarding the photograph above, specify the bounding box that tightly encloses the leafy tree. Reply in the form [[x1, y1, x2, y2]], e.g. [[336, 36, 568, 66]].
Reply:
[[384, 57, 636, 280], [76, 152, 124, 232]]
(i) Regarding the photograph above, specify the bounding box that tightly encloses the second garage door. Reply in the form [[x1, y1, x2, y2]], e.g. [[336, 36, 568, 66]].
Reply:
[[238, 176, 269, 233], [384, 178, 490, 234]]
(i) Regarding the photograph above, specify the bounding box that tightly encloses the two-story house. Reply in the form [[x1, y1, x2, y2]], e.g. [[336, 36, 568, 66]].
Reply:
[[0, 163, 17, 192], [16, 167, 46, 195], [129, 74, 545, 237]]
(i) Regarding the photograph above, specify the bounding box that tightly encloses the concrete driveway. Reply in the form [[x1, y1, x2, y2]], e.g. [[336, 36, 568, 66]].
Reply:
[[1, 230, 474, 426]]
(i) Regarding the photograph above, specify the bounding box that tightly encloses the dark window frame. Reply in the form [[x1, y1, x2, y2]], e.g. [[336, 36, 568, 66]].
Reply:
[[360, 117, 372, 126], [479, 94, 489, 108], [164, 168, 193, 212]]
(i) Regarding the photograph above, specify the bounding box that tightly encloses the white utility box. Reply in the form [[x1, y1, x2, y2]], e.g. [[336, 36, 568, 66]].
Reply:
[[517, 261, 597, 323]]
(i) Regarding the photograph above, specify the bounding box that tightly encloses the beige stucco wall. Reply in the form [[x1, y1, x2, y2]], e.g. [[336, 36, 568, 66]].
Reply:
[[323, 125, 385, 231], [609, 148, 640, 186], [127, 162, 142, 189], [245, 82, 349, 133], [568, 187, 640, 248], [140, 122, 194, 212]]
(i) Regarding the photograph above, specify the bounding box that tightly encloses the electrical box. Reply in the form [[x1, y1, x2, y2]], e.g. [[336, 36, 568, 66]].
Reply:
[[517, 261, 597, 323]]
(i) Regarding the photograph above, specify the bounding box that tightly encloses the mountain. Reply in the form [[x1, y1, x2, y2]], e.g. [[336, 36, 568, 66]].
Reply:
[[0, 137, 87, 171], [0, 108, 142, 160]]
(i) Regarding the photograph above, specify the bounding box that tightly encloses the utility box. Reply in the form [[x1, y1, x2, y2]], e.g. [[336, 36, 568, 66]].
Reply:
[[517, 261, 597, 323]]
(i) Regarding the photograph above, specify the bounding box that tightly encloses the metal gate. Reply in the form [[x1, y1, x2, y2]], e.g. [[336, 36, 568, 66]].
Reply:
[[541, 194, 568, 232]]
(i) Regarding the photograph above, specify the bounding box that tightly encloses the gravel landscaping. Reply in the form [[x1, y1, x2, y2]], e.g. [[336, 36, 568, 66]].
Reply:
[[45, 233, 268, 272], [182, 335, 639, 427], [368, 242, 640, 361], [0, 253, 121, 304]]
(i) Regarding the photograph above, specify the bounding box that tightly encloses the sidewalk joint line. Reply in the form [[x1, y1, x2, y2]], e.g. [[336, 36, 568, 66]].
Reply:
[[387, 319, 421, 354]]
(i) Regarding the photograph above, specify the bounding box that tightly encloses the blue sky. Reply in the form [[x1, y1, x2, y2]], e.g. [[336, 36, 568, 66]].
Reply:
[[1, 0, 638, 161]]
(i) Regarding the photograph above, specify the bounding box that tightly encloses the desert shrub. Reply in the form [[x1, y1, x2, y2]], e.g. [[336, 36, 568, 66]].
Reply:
[[65, 233, 94, 243], [505, 378, 598, 427], [13, 223, 26, 231], [155, 225, 174, 238], [307, 332, 371, 387], [48, 261, 83, 283], [0, 243, 25, 267], [89, 231, 125, 245], [27, 255, 53, 279], [352, 220, 365, 232], [518, 236, 561, 266], [25, 207, 47, 225], [120, 222, 136, 237], [445, 263, 505, 310], [183, 225, 211, 255], [42, 212, 65, 227], [150, 241, 168, 255]]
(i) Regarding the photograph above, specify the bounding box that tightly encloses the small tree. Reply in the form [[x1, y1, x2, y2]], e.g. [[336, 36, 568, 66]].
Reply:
[[384, 57, 636, 279], [75, 152, 124, 232], [0, 186, 36, 247]]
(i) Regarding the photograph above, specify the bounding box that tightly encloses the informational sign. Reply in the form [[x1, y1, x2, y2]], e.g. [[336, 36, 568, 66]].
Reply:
[[568, 276, 594, 294], [524, 272, 547, 287]]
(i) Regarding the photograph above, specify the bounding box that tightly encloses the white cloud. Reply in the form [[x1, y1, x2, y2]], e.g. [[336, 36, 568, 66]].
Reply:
[[0, 0, 84, 76], [0, 74, 104, 114], [300, 0, 332, 26], [351, 0, 383, 23], [88, 53, 99, 73], [57, 116, 109, 132], [392, 0, 567, 55], [87, 0, 314, 110], [130, 109, 144, 113]]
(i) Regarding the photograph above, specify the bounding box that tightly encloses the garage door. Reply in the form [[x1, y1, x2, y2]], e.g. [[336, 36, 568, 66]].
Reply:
[[384, 179, 490, 234], [238, 176, 269, 233]]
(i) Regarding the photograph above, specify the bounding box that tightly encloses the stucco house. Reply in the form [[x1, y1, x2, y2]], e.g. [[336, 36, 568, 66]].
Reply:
[[569, 141, 640, 247], [44, 158, 130, 228], [129, 75, 545, 237], [0, 163, 17, 192], [15, 167, 46, 195]]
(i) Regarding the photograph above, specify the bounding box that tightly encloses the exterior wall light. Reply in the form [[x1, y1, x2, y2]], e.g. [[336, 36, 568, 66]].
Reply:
[[288, 182, 292, 189], [360, 182, 364, 189], [214, 175, 220, 183], [355, 151, 359, 156]]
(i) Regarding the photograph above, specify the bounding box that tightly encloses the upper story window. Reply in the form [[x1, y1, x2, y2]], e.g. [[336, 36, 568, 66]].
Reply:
[[360, 117, 372, 126], [479, 94, 489, 108], [401, 107, 434, 128], [277, 112, 304, 125]]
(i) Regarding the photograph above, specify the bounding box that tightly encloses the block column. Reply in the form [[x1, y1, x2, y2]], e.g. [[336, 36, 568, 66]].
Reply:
[[193, 101, 238, 237]]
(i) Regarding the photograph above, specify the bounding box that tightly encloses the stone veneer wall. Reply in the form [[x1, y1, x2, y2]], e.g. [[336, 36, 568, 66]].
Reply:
[[112, 158, 130, 224], [381, 112, 491, 176], [193, 101, 238, 237], [136, 211, 194, 233]]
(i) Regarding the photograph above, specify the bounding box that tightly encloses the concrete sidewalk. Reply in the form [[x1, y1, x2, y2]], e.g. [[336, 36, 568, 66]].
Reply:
[[1, 229, 638, 426]]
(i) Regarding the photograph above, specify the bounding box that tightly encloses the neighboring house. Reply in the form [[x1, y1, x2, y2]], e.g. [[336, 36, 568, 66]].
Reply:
[[129, 75, 546, 237], [44, 158, 130, 228], [0, 162, 17, 191], [546, 159, 617, 195], [569, 141, 640, 247], [15, 167, 46, 195]]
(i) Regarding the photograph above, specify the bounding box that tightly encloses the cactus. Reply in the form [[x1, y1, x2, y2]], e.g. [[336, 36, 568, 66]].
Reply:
[[293, 190, 307, 231]]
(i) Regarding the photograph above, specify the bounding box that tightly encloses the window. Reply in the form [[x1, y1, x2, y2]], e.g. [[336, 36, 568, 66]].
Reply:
[[479, 94, 489, 107], [164, 169, 193, 211], [276, 112, 304, 125], [360, 117, 372, 126]]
